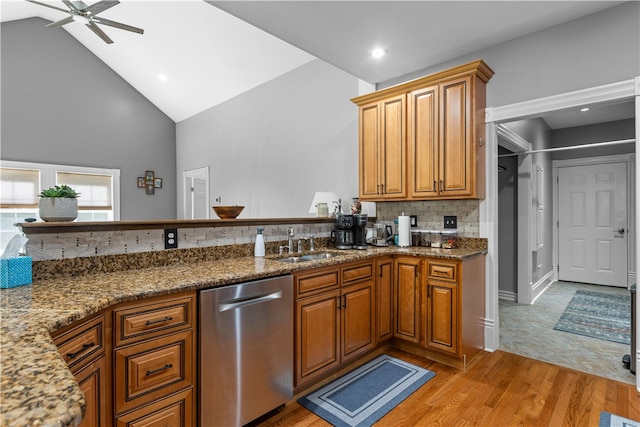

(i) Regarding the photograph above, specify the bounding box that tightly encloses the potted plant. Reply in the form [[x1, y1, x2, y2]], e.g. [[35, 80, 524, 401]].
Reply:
[[38, 185, 80, 222]]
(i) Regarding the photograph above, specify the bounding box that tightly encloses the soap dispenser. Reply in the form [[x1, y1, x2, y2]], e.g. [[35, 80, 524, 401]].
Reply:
[[254, 227, 265, 257]]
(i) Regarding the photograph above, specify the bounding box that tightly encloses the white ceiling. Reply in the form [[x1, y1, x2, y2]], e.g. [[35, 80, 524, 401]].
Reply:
[[1, 0, 635, 127]]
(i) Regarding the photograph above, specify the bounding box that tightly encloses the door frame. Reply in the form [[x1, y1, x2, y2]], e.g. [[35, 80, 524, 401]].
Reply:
[[552, 154, 635, 287], [482, 76, 639, 380], [182, 166, 210, 220]]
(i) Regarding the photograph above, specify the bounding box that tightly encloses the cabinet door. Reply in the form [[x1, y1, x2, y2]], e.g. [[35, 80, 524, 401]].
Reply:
[[341, 280, 375, 362], [295, 290, 340, 386], [393, 257, 421, 343], [440, 76, 473, 197], [359, 101, 381, 199], [408, 85, 439, 198], [375, 257, 394, 342], [425, 281, 458, 354], [74, 354, 109, 427], [379, 94, 407, 199]]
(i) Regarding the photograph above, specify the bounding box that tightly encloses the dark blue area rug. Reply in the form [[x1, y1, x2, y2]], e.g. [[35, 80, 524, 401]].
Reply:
[[298, 355, 435, 427], [553, 290, 631, 345], [599, 411, 639, 427]]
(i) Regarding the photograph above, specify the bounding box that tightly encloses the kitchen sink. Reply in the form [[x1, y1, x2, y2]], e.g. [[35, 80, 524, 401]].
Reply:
[[276, 252, 340, 263]]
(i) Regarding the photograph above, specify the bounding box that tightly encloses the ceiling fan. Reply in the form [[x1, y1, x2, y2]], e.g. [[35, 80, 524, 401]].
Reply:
[[25, 0, 144, 44]]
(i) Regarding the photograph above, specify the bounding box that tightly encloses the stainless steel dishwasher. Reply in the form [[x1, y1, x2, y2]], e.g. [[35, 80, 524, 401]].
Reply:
[[199, 275, 293, 426]]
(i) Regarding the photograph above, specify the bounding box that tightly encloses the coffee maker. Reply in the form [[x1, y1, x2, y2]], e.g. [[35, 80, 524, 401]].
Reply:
[[353, 214, 368, 250], [334, 214, 355, 249]]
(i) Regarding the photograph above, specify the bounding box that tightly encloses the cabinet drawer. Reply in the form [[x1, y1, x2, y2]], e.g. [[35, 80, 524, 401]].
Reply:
[[341, 261, 373, 284], [114, 294, 194, 347], [294, 267, 339, 297], [427, 261, 458, 282], [53, 313, 105, 369], [114, 330, 193, 415], [115, 388, 193, 427]]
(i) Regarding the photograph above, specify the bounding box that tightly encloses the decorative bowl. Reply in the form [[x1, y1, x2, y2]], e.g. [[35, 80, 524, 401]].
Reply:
[[212, 205, 244, 219]]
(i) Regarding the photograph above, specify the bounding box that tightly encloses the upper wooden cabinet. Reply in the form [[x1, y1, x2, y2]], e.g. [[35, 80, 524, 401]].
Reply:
[[359, 94, 407, 199], [353, 60, 493, 201]]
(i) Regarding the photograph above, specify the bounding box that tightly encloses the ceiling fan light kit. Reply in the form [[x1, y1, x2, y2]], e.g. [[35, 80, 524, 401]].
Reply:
[[26, 0, 144, 44]]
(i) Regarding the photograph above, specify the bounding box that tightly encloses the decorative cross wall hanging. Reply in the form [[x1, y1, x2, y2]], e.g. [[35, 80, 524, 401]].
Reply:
[[137, 170, 162, 195]]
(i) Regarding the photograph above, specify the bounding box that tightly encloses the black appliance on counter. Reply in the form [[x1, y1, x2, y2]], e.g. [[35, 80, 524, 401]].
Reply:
[[334, 214, 355, 249], [354, 214, 368, 250]]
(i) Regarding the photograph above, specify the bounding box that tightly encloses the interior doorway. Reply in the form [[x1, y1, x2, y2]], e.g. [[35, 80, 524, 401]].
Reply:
[[183, 166, 210, 220]]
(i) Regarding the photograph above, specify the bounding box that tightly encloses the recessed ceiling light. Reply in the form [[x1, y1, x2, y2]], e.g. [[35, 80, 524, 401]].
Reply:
[[580, 107, 590, 112], [158, 74, 168, 82], [371, 48, 386, 58]]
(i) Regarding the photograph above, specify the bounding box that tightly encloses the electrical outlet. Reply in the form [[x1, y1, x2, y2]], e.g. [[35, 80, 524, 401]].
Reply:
[[444, 216, 457, 229], [214, 196, 221, 204], [164, 228, 178, 249]]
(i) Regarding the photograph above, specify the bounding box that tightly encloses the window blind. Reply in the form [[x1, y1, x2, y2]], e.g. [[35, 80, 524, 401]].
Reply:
[[0, 168, 40, 208], [57, 172, 113, 210]]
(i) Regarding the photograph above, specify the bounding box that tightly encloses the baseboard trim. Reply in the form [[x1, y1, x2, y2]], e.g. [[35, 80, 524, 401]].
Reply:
[[498, 290, 517, 301], [531, 271, 554, 303]]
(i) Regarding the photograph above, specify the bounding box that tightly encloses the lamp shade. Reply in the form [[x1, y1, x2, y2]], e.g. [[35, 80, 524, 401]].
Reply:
[[308, 192, 340, 216]]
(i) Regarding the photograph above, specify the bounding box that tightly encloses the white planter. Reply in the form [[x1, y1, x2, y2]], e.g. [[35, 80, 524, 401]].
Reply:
[[39, 198, 78, 222]]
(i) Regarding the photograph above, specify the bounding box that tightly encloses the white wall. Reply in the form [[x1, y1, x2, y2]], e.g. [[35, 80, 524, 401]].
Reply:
[[176, 59, 360, 219]]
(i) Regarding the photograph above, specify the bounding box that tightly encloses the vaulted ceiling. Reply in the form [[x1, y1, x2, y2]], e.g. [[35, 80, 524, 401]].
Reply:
[[1, 1, 633, 126]]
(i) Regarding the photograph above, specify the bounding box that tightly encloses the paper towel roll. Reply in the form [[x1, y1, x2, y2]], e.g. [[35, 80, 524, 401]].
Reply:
[[397, 214, 411, 247]]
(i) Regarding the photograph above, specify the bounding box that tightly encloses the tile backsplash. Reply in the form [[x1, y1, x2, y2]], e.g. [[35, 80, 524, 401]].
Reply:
[[375, 200, 480, 237], [24, 222, 334, 261]]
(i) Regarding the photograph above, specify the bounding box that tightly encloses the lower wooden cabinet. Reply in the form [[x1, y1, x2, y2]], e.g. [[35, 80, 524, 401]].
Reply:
[[425, 280, 458, 354], [294, 260, 375, 388], [74, 351, 109, 427], [113, 292, 196, 426], [375, 257, 394, 343], [114, 389, 193, 427], [393, 256, 422, 344], [53, 312, 111, 427], [114, 330, 194, 415]]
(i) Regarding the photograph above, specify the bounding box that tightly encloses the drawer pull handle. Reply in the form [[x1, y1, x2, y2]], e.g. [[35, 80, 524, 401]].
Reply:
[[146, 364, 173, 377], [67, 342, 95, 359], [145, 316, 173, 326], [433, 268, 449, 275]]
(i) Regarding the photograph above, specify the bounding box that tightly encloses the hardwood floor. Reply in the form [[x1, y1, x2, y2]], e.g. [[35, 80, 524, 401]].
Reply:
[[259, 349, 640, 427]]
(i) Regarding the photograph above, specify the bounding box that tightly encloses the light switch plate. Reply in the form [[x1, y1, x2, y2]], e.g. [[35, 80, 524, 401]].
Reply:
[[444, 216, 457, 229], [164, 228, 178, 249]]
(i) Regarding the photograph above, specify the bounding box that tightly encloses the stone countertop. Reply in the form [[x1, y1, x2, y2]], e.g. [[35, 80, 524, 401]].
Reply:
[[0, 246, 485, 427]]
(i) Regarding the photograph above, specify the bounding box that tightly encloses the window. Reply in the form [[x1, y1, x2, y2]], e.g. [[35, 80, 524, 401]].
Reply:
[[0, 161, 120, 250]]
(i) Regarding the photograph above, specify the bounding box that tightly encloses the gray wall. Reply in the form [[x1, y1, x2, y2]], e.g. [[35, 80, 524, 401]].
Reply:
[[176, 59, 359, 218], [551, 119, 635, 161], [1, 18, 177, 220], [503, 119, 554, 292], [379, 2, 640, 109]]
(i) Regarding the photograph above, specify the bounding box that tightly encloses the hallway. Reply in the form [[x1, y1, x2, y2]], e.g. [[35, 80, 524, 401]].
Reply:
[[499, 281, 634, 385]]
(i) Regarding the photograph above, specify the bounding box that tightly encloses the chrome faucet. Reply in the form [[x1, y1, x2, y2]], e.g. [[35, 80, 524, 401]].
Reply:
[[309, 234, 315, 251], [287, 226, 295, 254]]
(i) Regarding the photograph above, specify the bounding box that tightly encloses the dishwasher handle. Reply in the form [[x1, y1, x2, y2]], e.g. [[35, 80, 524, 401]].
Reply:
[[218, 290, 283, 312]]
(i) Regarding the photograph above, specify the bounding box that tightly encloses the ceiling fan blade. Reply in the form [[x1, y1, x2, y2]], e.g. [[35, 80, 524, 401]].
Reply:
[[46, 15, 75, 28], [93, 16, 143, 34], [71, 0, 88, 10], [86, 21, 113, 44], [61, 0, 78, 12], [24, 0, 69, 13], [82, 0, 119, 15]]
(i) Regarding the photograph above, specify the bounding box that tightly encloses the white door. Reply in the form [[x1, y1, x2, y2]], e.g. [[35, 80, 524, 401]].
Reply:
[[183, 167, 210, 219], [558, 162, 627, 287]]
